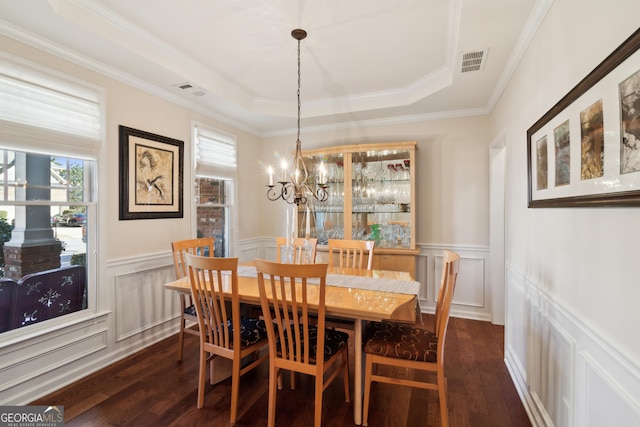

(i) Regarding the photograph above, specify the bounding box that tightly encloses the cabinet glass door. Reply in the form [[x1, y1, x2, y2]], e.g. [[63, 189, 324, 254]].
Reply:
[[351, 150, 412, 248], [301, 152, 345, 245]]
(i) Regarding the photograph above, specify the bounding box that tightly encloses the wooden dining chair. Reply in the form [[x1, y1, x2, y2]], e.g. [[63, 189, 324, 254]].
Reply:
[[327, 238, 375, 270], [255, 259, 351, 427], [275, 237, 318, 264], [171, 237, 215, 361], [362, 250, 460, 427], [324, 239, 375, 330], [186, 254, 269, 423]]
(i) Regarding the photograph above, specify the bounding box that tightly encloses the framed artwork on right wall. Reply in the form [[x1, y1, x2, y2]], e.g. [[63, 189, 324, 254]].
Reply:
[[527, 28, 640, 207]]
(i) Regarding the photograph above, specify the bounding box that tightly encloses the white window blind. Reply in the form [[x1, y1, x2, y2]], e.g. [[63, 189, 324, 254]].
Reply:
[[0, 52, 103, 159], [194, 125, 237, 180]]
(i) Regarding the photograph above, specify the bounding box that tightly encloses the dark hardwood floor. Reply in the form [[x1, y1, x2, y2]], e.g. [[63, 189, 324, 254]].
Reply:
[[32, 316, 531, 426]]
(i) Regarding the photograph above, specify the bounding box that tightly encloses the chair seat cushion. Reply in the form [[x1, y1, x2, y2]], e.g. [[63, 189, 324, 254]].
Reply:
[[184, 304, 197, 316], [277, 324, 349, 361], [227, 317, 268, 347], [363, 321, 438, 362]]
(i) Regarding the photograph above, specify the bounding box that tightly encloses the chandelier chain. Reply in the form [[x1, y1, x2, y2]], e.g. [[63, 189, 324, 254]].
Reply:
[[297, 37, 301, 143]]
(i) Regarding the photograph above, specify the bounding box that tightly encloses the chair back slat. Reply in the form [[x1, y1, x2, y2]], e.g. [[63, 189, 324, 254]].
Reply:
[[186, 254, 239, 350], [256, 260, 328, 366], [327, 239, 375, 269]]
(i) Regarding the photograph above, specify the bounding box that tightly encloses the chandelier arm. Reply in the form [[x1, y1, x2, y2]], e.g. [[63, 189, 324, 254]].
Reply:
[[266, 185, 283, 202], [313, 185, 329, 203], [282, 182, 293, 203]]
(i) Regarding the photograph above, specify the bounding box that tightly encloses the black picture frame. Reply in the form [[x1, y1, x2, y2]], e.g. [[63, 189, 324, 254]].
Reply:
[[119, 125, 184, 219], [527, 28, 640, 207]]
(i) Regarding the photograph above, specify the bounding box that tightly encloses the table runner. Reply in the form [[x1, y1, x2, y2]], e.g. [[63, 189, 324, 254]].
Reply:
[[325, 274, 419, 295], [235, 265, 420, 296]]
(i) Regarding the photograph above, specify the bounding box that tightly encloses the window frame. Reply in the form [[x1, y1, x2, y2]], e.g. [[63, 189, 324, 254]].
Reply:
[[191, 121, 238, 257], [0, 54, 104, 339]]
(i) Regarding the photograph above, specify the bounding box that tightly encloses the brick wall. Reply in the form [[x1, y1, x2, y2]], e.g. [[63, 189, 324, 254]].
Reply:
[[196, 178, 226, 257], [3, 242, 63, 280]]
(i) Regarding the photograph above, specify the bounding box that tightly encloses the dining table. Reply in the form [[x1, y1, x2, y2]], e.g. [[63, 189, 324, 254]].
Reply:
[[163, 263, 421, 425]]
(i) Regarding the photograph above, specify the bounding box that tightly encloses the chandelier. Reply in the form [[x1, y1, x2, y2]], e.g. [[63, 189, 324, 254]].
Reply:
[[266, 29, 328, 206]]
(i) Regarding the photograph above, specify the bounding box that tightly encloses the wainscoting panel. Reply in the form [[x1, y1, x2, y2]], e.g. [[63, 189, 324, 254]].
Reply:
[[505, 274, 529, 386], [418, 245, 490, 322], [0, 313, 109, 405], [112, 260, 177, 342], [0, 328, 107, 391], [261, 242, 279, 262], [238, 240, 264, 263], [582, 354, 640, 426], [505, 263, 640, 427], [529, 301, 574, 427]]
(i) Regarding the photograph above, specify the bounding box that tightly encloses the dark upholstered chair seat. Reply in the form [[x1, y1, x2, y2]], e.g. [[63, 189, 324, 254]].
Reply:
[[235, 316, 269, 347], [214, 316, 268, 347], [184, 304, 197, 316], [363, 321, 438, 363], [276, 324, 349, 361], [191, 306, 268, 347]]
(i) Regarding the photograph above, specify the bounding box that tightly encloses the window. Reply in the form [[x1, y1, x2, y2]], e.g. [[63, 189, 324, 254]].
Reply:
[[0, 53, 102, 334], [193, 123, 237, 257]]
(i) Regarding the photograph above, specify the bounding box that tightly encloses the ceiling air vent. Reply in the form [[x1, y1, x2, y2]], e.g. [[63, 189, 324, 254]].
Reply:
[[173, 82, 206, 96], [459, 49, 488, 73]]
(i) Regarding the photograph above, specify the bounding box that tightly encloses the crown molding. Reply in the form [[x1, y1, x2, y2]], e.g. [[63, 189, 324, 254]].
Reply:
[[486, 0, 553, 111], [0, 19, 262, 136]]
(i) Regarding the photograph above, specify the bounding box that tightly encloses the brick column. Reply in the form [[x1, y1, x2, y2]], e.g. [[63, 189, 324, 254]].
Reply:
[[3, 242, 62, 279]]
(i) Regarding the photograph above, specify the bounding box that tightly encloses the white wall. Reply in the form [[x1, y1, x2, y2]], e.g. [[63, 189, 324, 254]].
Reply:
[[490, 0, 640, 425]]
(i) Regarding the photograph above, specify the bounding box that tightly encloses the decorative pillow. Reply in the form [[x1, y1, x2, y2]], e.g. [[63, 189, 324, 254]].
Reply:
[[363, 321, 438, 362]]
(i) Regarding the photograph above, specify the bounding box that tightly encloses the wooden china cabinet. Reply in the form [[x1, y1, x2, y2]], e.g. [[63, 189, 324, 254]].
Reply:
[[297, 141, 419, 277]]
